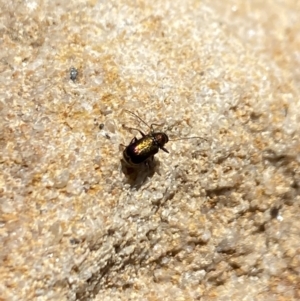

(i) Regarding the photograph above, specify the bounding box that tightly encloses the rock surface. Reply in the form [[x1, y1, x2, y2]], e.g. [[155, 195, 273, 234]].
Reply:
[[1, 0, 300, 300]]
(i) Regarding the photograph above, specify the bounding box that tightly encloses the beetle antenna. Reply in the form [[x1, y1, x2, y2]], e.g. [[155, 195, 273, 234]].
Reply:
[[169, 136, 208, 141], [124, 109, 151, 129]]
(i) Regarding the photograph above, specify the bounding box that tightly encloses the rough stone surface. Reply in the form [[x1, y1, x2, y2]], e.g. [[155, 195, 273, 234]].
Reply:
[[1, 0, 300, 300]]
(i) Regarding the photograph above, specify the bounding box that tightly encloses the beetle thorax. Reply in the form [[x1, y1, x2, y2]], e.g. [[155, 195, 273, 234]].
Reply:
[[152, 132, 169, 148]]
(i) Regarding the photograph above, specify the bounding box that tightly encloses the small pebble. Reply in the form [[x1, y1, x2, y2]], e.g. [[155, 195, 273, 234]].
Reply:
[[69, 67, 78, 81]]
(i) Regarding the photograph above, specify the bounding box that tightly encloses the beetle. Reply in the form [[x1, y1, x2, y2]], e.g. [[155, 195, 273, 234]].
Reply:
[[122, 110, 206, 167]]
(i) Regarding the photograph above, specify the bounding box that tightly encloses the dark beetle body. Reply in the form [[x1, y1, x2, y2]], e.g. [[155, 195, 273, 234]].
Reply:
[[123, 131, 169, 166]]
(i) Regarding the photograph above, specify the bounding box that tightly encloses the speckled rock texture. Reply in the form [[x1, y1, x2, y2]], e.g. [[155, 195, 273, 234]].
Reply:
[[1, 0, 300, 300]]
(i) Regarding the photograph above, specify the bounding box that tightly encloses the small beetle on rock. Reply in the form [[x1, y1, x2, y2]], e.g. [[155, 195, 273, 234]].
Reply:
[[122, 110, 206, 168]]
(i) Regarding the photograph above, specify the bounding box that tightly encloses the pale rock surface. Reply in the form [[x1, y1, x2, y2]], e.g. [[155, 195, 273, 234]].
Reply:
[[1, 0, 300, 300]]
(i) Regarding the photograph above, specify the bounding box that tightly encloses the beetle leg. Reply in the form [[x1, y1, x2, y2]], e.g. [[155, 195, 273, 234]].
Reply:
[[161, 146, 169, 153], [150, 122, 165, 132], [123, 125, 146, 137], [130, 137, 138, 144], [138, 130, 146, 137], [119, 143, 126, 151]]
